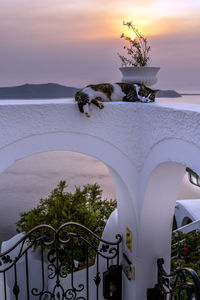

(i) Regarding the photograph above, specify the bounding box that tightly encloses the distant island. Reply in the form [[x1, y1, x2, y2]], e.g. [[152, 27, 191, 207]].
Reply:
[[157, 90, 181, 98], [0, 83, 182, 99], [0, 83, 79, 99]]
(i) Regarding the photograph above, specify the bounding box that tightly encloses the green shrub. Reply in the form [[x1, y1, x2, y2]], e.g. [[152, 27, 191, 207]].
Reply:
[[16, 180, 117, 266], [171, 230, 200, 276], [16, 180, 116, 234]]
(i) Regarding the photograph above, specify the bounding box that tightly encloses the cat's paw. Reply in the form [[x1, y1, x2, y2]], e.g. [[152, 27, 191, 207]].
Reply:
[[141, 98, 151, 103], [99, 103, 104, 109], [85, 112, 90, 117]]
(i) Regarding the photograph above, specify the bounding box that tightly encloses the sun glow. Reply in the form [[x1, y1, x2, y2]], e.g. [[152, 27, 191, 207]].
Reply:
[[122, 26, 137, 41], [130, 35, 136, 41]]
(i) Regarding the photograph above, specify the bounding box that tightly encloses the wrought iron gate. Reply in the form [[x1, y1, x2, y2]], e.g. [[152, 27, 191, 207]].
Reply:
[[0, 222, 122, 300], [147, 258, 200, 300]]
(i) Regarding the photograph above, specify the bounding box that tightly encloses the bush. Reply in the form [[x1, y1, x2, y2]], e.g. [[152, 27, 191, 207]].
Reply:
[[16, 180, 116, 235], [16, 180, 117, 266], [171, 230, 200, 276]]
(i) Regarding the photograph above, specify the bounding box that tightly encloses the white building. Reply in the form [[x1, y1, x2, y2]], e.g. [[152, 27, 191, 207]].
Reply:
[[0, 98, 200, 299]]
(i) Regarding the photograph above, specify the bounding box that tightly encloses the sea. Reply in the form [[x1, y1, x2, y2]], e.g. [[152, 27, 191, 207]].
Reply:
[[0, 95, 200, 245]]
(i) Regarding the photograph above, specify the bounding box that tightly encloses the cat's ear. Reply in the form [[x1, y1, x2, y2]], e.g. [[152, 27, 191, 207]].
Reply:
[[154, 89, 160, 95]]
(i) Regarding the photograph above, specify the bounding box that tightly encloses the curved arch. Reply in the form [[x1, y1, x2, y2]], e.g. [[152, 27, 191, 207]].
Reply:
[[0, 132, 137, 179], [0, 131, 139, 251], [139, 138, 200, 208], [135, 138, 200, 299]]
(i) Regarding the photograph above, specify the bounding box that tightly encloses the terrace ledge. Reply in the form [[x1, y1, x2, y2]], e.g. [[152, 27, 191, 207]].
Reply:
[[0, 98, 200, 299], [0, 98, 200, 172]]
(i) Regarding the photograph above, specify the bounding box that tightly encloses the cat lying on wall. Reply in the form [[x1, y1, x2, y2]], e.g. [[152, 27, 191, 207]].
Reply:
[[75, 82, 159, 117]]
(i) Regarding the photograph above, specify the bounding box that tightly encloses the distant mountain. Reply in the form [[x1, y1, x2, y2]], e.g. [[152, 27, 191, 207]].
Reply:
[[156, 90, 181, 98], [0, 83, 181, 99], [0, 83, 79, 99]]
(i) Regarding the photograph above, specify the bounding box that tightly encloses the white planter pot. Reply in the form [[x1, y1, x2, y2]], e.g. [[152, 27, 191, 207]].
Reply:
[[119, 66, 160, 86]]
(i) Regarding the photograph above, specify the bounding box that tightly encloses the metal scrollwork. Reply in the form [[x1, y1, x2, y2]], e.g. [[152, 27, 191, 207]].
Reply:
[[0, 222, 122, 299], [0, 255, 12, 265], [148, 258, 200, 300], [94, 272, 101, 287]]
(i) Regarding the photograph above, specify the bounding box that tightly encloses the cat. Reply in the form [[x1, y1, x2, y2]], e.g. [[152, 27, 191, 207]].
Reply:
[[75, 82, 159, 117]]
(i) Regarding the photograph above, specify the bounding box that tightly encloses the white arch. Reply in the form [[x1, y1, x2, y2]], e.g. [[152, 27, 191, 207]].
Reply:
[[0, 131, 139, 277], [134, 138, 200, 299], [0, 131, 140, 299], [140, 138, 200, 205], [2, 100, 200, 300], [0, 131, 138, 210]]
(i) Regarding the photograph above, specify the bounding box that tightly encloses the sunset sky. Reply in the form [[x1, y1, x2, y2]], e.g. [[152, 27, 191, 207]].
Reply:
[[0, 0, 200, 92]]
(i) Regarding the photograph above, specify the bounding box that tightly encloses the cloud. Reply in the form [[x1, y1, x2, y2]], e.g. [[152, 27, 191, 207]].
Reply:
[[1, 0, 199, 45], [0, 0, 199, 89], [151, 0, 200, 18], [0, 31, 200, 90]]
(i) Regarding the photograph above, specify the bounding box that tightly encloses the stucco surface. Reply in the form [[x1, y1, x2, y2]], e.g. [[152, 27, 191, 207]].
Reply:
[[140, 102, 200, 169], [0, 99, 200, 170], [1, 98, 200, 300]]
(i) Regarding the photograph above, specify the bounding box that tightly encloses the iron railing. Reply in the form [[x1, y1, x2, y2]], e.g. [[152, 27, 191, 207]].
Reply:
[[148, 258, 200, 300], [0, 222, 122, 300]]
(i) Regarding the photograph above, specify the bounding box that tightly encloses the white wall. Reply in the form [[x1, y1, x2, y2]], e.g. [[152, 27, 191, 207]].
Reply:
[[0, 99, 200, 299]]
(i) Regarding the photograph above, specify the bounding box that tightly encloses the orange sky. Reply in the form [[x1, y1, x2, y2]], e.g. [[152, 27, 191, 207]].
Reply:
[[1, 0, 199, 41], [0, 0, 200, 91]]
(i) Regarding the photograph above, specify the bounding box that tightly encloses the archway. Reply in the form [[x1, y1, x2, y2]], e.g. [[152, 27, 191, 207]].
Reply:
[[0, 131, 139, 228], [0, 150, 117, 243], [0, 131, 139, 298], [135, 138, 200, 300]]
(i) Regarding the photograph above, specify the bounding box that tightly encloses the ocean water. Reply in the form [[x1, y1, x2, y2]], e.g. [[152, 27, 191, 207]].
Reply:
[[0, 151, 116, 244], [0, 95, 200, 245], [157, 94, 200, 104]]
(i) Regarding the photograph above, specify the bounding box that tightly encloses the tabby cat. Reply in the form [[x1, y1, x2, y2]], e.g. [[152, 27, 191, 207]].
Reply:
[[75, 82, 159, 117]]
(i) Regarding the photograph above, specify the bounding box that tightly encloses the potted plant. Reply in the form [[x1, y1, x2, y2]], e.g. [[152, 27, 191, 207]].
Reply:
[[118, 21, 160, 86]]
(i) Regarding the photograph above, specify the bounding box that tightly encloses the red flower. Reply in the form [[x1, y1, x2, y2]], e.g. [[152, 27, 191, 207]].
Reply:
[[183, 247, 189, 254]]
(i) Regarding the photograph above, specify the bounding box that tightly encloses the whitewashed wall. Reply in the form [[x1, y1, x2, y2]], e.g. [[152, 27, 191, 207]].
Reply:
[[0, 99, 200, 299]]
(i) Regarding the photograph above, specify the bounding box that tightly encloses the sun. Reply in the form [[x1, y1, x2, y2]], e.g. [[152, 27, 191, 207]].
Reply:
[[130, 35, 136, 41]]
